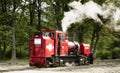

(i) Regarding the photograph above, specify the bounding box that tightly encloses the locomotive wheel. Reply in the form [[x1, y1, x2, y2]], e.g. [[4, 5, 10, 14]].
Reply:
[[29, 63, 34, 66], [46, 61, 50, 67], [35, 63, 41, 68], [79, 57, 86, 65]]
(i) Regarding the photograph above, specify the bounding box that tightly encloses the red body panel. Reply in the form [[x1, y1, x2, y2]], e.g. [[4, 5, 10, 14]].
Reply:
[[43, 36, 54, 57], [60, 41, 68, 56], [29, 35, 47, 67], [68, 41, 79, 53], [30, 36, 44, 57], [79, 43, 91, 57], [68, 41, 75, 52]]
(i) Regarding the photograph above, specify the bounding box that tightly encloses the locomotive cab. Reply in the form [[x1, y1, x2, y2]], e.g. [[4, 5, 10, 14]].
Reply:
[[29, 30, 68, 67]]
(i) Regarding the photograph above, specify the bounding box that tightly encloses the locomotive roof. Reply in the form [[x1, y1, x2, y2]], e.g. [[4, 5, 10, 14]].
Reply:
[[40, 30, 65, 33]]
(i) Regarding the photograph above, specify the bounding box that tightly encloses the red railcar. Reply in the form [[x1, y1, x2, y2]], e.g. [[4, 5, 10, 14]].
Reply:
[[29, 30, 93, 67]]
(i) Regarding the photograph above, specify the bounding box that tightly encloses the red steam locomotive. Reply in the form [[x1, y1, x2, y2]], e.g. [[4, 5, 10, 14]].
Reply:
[[29, 30, 93, 67]]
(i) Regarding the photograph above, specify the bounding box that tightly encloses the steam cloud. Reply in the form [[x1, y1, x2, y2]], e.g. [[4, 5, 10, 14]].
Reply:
[[62, 0, 120, 32]]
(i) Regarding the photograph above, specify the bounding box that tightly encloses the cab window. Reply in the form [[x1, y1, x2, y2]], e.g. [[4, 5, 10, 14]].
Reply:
[[58, 34, 65, 42]]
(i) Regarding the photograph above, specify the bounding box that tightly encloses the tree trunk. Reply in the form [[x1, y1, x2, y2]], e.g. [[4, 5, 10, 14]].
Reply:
[[63, 0, 70, 12], [92, 25, 102, 53], [0, 43, 1, 59], [29, 0, 36, 25], [2, 34, 6, 59], [78, 25, 84, 43], [90, 26, 96, 52], [30, 10, 34, 25], [37, 0, 42, 31], [1, 0, 7, 12], [91, 24, 102, 58], [54, 0, 62, 30], [11, 0, 17, 63], [11, 27, 16, 62]]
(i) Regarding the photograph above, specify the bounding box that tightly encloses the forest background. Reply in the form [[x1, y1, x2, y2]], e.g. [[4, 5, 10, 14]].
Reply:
[[0, 0, 120, 62]]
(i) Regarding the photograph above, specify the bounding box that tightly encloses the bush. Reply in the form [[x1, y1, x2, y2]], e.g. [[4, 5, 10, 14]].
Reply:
[[112, 47, 120, 59], [16, 47, 29, 59], [96, 49, 112, 60]]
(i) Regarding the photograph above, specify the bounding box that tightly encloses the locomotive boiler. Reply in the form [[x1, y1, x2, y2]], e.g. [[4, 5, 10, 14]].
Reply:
[[29, 30, 93, 67]]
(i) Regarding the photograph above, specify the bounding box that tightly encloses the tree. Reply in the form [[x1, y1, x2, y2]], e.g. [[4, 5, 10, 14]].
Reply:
[[29, 0, 36, 26], [44, 0, 74, 30], [36, 0, 42, 31], [0, 0, 7, 59], [11, 0, 18, 62], [91, 23, 103, 57]]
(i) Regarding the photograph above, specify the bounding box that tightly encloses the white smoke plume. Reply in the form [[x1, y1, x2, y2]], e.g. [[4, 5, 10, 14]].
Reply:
[[62, 0, 120, 32]]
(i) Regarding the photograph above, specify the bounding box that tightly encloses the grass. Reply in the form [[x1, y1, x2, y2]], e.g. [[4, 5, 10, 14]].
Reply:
[[0, 58, 29, 63]]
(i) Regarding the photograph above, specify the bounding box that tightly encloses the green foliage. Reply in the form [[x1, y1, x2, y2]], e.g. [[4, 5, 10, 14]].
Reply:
[[93, 0, 106, 5], [94, 26, 120, 59], [112, 47, 120, 59], [81, 0, 89, 4], [96, 49, 112, 60], [67, 18, 94, 43]]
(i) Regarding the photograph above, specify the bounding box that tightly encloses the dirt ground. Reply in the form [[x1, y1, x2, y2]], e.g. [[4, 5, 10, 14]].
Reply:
[[1, 60, 120, 73]]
